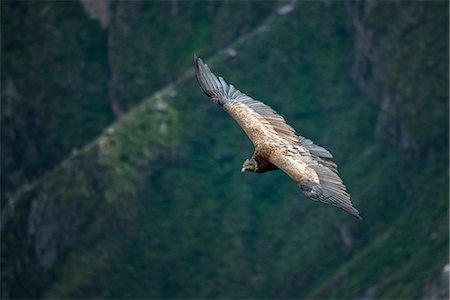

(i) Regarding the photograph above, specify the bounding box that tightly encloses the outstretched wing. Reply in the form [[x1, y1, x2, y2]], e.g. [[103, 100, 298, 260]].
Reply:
[[194, 55, 299, 146], [299, 135, 338, 172], [194, 55, 361, 219], [270, 144, 361, 220]]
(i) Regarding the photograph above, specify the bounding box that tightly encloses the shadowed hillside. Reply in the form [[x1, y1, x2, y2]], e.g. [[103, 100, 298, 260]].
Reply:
[[1, 1, 448, 299], [1, 0, 275, 202]]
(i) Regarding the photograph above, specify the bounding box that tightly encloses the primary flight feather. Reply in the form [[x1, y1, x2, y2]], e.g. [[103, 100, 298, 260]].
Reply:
[[194, 55, 362, 220]]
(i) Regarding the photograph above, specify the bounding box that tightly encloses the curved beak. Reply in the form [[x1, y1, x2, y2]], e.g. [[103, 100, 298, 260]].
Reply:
[[241, 167, 246, 172]]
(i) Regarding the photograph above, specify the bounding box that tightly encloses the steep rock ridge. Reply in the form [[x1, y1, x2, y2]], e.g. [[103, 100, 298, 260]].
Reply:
[[0, 3, 281, 298], [1, 1, 112, 204], [1, 1, 448, 299], [1, 91, 179, 298], [1, 2, 353, 297], [1, 1, 276, 204], [106, 1, 276, 114], [305, 2, 449, 298], [348, 1, 448, 155]]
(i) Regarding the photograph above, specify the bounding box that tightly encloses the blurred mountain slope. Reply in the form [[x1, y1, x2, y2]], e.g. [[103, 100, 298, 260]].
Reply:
[[1, 1, 112, 202], [1, 0, 275, 202], [1, 1, 448, 299]]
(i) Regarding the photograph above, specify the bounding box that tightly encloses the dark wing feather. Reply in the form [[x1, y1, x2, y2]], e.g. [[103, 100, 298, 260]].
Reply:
[[306, 161, 361, 220], [194, 56, 299, 146], [299, 135, 337, 172], [299, 136, 332, 158], [270, 146, 361, 220], [195, 56, 360, 219]]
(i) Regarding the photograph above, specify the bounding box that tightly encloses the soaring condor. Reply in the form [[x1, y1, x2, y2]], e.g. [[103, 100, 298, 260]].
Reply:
[[194, 55, 361, 220]]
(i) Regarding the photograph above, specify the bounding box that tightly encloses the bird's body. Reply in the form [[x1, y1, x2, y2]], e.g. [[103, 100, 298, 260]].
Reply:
[[194, 55, 361, 220], [249, 146, 279, 173]]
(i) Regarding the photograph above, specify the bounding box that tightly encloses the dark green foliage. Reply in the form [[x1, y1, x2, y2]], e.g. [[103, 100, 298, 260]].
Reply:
[[1, 1, 448, 299], [108, 1, 276, 111], [2, 94, 179, 298], [1, 0, 275, 203], [351, 1, 449, 154], [1, 1, 113, 201]]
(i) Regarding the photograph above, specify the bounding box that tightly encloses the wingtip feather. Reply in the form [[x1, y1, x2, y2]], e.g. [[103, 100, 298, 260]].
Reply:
[[305, 164, 362, 220], [193, 56, 229, 105]]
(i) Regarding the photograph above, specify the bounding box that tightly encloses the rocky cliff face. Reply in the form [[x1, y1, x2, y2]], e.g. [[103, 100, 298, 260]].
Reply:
[[349, 1, 448, 155], [1, 1, 448, 299], [1, 0, 275, 203]]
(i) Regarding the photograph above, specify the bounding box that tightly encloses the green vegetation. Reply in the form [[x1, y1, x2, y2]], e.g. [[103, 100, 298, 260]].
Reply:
[[1, 0, 275, 201], [1, 1, 448, 299], [1, 1, 113, 201]]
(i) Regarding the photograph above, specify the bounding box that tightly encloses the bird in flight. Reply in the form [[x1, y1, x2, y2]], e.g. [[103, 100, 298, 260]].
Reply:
[[194, 56, 361, 220]]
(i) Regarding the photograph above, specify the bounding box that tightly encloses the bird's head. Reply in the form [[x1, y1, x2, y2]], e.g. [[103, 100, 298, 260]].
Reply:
[[241, 159, 258, 172]]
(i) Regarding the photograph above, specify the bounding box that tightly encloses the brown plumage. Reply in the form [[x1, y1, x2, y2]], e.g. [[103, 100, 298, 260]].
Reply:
[[194, 55, 362, 220]]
